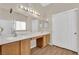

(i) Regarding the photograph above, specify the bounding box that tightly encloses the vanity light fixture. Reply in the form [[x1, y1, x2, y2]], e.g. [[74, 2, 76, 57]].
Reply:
[[19, 5, 40, 16]]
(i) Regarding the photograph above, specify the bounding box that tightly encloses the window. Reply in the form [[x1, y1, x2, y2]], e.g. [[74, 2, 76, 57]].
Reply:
[[15, 21, 26, 30]]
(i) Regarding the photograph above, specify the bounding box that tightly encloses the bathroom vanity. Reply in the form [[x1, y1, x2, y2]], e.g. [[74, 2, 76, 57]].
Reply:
[[0, 32, 50, 55]]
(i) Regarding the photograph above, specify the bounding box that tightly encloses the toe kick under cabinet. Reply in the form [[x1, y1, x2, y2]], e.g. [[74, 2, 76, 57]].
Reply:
[[0, 33, 50, 55]]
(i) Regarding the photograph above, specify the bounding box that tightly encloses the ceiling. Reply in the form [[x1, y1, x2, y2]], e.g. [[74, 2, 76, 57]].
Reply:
[[40, 3, 50, 7], [42, 3, 79, 18]]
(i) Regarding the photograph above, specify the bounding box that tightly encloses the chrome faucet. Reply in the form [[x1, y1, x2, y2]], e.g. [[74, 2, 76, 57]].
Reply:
[[11, 29, 17, 37], [0, 26, 3, 36]]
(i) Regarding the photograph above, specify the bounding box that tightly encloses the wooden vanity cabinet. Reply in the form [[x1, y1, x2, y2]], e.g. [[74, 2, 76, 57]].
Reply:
[[0, 33, 50, 55], [0, 40, 31, 55]]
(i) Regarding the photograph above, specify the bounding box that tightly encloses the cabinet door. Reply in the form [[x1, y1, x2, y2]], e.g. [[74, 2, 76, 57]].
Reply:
[[21, 39, 31, 55], [43, 35, 50, 47], [1, 41, 20, 55]]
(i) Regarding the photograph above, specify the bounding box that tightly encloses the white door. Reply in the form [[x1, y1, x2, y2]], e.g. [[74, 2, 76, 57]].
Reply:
[[52, 9, 78, 52]]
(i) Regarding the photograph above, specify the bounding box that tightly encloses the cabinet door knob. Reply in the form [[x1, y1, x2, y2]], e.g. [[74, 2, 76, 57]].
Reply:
[[74, 32, 77, 35]]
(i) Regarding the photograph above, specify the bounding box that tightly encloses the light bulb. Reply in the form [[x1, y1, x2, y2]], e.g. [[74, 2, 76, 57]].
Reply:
[[35, 11, 38, 14], [24, 7, 28, 10], [20, 5, 24, 9], [28, 8, 30, 11], [30, 9, 33, 12]]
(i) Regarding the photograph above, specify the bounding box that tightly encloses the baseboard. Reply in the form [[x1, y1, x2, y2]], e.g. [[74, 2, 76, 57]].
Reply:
[[48, 43, 53, 45], [53, 45, 78, 54], [48, 43, 78, 54], [77, 49, 79, 55]]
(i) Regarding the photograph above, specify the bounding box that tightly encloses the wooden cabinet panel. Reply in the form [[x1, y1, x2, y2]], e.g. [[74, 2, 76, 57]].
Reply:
[[45, 34, 50, 45], [1, 41, 20, 55], [43, 35, 48, 47], [21, 39, 31, 55], [42, 34, 50, 47]]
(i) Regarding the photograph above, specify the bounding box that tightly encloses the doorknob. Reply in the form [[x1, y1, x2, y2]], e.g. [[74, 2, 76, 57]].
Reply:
[[74, 32, 77, 35]]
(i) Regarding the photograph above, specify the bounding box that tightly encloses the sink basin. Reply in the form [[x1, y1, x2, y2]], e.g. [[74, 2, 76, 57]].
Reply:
[[6, 34, 28, 40], [6, 36, 16, 40]]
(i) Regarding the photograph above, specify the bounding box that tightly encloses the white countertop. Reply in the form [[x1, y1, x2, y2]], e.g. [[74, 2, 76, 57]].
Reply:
[[0, 31, 50, 45]]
